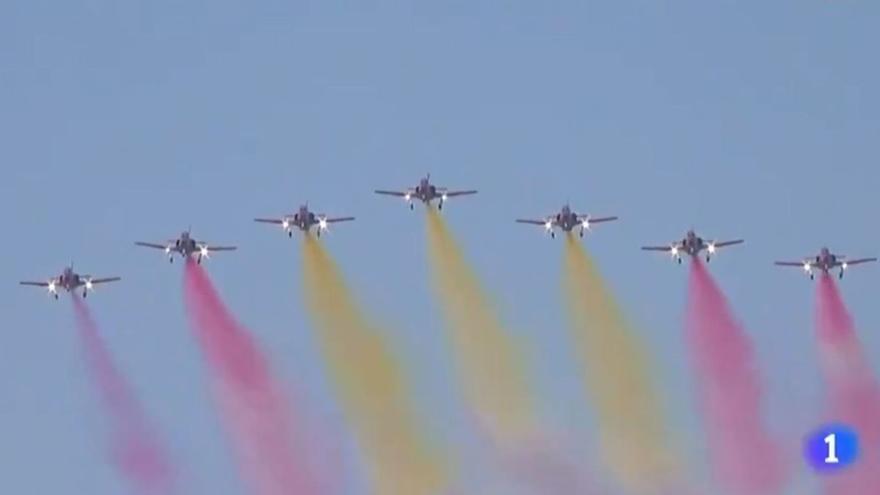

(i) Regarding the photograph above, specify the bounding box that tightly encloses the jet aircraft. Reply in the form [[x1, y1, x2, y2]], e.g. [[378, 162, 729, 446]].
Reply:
[[642, 230, 744, 263], [20, 265, 120, 299], [255, 204, 354, 237], [136, 229, 236, 263], [375, 174, 477, 210], [516, 204, 617, 238], [775, 247, 877, 280]]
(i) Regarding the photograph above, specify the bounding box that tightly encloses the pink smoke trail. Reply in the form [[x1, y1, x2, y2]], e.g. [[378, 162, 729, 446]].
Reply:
[[182, 260, 321, 495], [815, 274, 880, 494], [686, 259, 785, 495], [71, 296, 176, 495]]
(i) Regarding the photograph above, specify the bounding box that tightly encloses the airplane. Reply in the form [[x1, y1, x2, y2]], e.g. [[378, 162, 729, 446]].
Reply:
[[254, 204, 355, 237], [516, 204, 618, 238], [775, 247, 877, 280], [642, 230, 744, 263], [19, 265, 120, 299], [374, 174, 477, 210], [135, 229, 236, 263]]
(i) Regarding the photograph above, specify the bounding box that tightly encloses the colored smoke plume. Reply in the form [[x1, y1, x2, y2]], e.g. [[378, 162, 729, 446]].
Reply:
[[685, 259, 785, 494], [815, 274, 880, 494], [71, 296, 176, 495], [497, 435, 600, 495], [301, 236, 449, 495], [182, 260, 320, 495], [425, 208, 535, 444], [562, 235, 681, 494]]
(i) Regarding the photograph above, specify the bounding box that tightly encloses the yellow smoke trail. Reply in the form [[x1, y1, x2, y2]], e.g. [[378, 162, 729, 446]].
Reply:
[[562, 234, 681, 494], [301, 236, 448, 495], [425, 208, 535, 444]]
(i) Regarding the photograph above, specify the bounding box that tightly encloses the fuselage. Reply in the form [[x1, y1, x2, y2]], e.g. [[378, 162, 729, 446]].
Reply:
[[411, 177, 441, 203], [678, 230, 709, 256], [289, 206, 318, 231], [276, 207, 322, 237], [173, 232, 199, 257], [813, 248, 840, 272], [57, 267, 84, 291], [555, 205, 581, 231]]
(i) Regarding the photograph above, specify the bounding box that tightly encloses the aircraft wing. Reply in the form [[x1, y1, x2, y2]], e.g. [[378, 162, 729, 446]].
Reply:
[[19, 281, 51, 287], [713, 239, 745, 248], [135, 241, 169, 250], [642, 245, 675, 252], [324, 216, 356, 224], [374, 190, 410, 197], [844, 257, 878, 266], [774, 261, 808, 267], [581, 215, 618, 224], [442, 189, 478, 197], [254, 218, 284, 224], [516, 218, 550, 226], [204, 245, 237, 252], [89, 277, 121, 285]]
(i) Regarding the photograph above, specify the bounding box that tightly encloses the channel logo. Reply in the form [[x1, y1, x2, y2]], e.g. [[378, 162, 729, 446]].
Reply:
[[804, 424, 859, 473]]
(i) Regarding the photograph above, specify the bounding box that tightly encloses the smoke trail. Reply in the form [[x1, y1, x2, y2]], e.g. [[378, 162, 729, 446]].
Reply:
[[497, 435, 601, 495], [425, 208, 535, 445], [562, 235, 681, 494], [425, 211, 600, 494], [300, 236, 449, 495], [815, 274, 880, 494], [71, 297, 176, 495], [685, 259, 785, 494], [182, 260, 320, 495]]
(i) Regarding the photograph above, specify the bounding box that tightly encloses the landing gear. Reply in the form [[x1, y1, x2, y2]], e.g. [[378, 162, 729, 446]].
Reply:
[[551, 231, 556, 239], [169, 257, 174, 264], [288, 231, 293, 238], [83, 290, 88, 298], [839, 271, 845, 280], [706, 256, 711, 263], [810, 273, 815, 280], [409, 203, 414, 210], [677, 257, 683, 264], [579, 229, 584, 238], [197, 255, 202, 264], [438, 201, 444, 211], [317, 229, 322, 238], [54, 293, 59, 300]]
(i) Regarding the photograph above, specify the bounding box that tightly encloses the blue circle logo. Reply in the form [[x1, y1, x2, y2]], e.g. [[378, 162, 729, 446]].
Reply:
[[804, 424, 859, 473]]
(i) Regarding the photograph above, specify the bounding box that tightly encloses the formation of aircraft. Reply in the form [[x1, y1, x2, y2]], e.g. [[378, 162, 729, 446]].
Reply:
[[135, 229, 237, 264], [19, 265, 120, 299], [516, 204, 617, 238], [17, 175, 879, 299], [255, 204, 355, 237], [641, 230, 745, 263], [775, 247, 878, 280], [375, 173, 477, 210]]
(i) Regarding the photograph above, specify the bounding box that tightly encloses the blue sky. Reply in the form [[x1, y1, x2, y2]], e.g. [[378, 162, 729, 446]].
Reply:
[[1, 1, 878, 493]]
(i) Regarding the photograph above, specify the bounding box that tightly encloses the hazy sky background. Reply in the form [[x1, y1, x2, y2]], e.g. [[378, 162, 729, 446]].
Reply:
[[2, 1, 878, 494]]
